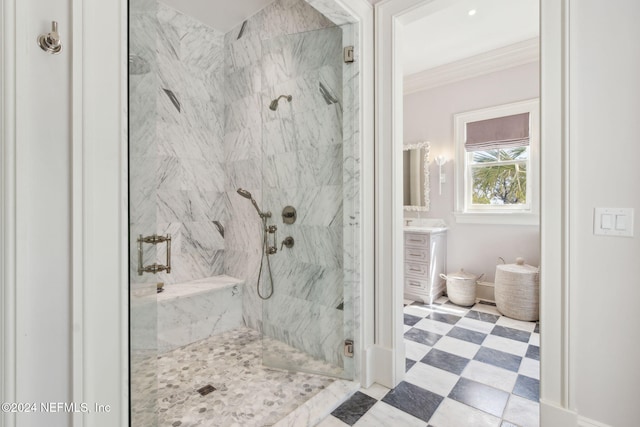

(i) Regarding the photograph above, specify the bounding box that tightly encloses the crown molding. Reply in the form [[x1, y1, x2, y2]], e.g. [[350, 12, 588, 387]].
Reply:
[[404, 37, 539, 95]]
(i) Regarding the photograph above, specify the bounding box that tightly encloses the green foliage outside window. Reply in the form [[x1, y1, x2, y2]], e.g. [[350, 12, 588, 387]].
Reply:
[[471, 147, 528, 205]]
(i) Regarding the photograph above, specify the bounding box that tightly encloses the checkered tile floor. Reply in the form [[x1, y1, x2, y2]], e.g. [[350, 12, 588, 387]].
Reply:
[[318, 297, 540, 427]]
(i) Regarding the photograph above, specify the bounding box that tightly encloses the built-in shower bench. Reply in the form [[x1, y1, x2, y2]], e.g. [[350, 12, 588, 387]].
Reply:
[[157, 275, 244, 353]]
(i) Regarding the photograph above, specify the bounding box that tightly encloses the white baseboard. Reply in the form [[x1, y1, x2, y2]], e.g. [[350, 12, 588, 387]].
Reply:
[[540, 400, 613, 427], [578, 416, 613, 427], [370, 345, 394, 389], [541, 400, 577, 427]]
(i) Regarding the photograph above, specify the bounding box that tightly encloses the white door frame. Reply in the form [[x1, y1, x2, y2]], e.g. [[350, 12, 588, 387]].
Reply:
[[1, 0, 18, 425], [374, 0, 575, 423]]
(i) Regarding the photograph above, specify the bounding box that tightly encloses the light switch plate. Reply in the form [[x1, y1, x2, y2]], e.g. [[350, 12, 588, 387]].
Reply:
[[594, 208, 634, 237]]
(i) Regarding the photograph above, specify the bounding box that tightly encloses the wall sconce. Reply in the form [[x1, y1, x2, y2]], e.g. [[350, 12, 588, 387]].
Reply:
[[435, 155, 446, 195]]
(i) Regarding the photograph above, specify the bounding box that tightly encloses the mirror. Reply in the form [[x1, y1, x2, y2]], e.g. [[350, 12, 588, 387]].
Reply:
[[403, 141, 430, 211]]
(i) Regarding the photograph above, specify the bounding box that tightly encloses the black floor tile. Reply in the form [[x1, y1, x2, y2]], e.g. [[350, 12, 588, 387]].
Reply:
[[447, 326, 487, 345], [478, 301, 497, 306], [448, 378, 509, 418], [331, 391, 378, 426], [381, 381, 444, 422], [534, 323, 540, 333], [404, 328, 442, 347], [406, 359, 416, 372], [491, 325, 531, 343], [465, 310, 500, 324], [513, 375, 540, 402], [404, 313, 423, 326], [474, 347, 522, 372], [428, 311, 462, 325], [420, 348, 470, 375], [526, 345, 540, 361]]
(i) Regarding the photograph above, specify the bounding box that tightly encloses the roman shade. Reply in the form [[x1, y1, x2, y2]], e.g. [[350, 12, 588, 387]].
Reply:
[[465, 112, 530, 152]]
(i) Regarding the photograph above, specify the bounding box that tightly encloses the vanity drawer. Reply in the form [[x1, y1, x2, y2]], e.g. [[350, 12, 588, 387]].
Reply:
[[405, 247, 429, 264], [405, 232, 429, 248], [405, 277, 429, 291], [405, 262, 429, 279]]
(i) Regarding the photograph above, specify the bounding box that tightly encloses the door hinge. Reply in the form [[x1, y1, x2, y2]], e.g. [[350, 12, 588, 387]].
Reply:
[[343, 46, 354, 63], [344, 339, 354, 358]]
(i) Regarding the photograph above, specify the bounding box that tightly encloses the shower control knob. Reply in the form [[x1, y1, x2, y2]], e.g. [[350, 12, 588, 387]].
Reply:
[[266, 246, 277, 255], [280, 236, 294, 250], [282, 206, 297, 224]]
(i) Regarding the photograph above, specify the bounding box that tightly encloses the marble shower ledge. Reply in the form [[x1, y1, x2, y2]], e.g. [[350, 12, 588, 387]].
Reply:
[[274, 379, 360, 427], [157, 275, 244, 353], [156, 274, 242, 301]]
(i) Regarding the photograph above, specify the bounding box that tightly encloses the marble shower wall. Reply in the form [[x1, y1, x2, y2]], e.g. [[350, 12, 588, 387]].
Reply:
[[223, 0, 350, 369], [223, 1, 333, 325], [154, 3, 227, 284], [261, 28, 345, 367]]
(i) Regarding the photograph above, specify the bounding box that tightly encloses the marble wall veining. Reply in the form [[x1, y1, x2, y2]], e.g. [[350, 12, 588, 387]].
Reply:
[[154, 3, 227, 284], [222, 0, 352, 371]]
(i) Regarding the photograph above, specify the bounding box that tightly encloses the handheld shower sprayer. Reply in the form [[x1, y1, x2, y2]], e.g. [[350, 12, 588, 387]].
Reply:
[[236, 187, 275, 300], [236, 188, 271, 218]]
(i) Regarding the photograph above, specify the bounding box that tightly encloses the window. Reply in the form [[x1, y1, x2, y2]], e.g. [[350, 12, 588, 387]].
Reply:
[[454, 99, 539, 225]]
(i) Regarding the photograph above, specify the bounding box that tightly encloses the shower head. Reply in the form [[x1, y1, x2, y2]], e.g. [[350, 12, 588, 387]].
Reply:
[[269, 95, 292, 111], [236, 188, 271, 218]]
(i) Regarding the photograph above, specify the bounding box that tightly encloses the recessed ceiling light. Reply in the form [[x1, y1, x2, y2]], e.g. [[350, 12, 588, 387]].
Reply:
[[468, 9, 477, 16]]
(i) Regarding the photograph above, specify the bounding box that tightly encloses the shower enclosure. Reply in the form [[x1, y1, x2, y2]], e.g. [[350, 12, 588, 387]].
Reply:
[[129, 0, 359, 424]]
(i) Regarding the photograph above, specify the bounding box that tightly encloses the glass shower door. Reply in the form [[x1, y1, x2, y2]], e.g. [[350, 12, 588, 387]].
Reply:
[[259, 24, 356, 380], [129, 0, 159, 424]]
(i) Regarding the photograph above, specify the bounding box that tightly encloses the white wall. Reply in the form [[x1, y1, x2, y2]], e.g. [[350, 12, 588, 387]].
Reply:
[[568, 1, 640, 425], [403, 62, 540, 282], [14, 2, 72, 426]]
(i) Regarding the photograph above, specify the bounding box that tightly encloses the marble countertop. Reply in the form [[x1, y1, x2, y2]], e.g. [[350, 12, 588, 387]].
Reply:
[[404, 226, 448, 233], [403, 218, 448, 233]]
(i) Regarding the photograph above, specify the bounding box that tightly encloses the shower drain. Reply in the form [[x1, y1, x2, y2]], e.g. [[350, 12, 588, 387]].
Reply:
[[197, 385, 216, 396]]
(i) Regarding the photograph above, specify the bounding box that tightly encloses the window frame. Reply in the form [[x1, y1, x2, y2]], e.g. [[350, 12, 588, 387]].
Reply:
[[454, 99, 540, 225]]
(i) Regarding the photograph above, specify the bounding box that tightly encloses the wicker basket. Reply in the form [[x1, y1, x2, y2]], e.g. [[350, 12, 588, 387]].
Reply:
[[494, 257, 539, 321], [440, 269, 483, 307]]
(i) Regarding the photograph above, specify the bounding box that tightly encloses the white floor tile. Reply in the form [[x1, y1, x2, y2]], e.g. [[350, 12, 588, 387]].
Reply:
[[316, 415, 350, 427], [360, 383, 390, 401], [529, 332, 540, 346], [433, 304, 470, 317], [461, 360, 518, 392], [483, 334, 529, 356], [413, 318, 454, 335], [353, 401, 426, 427], [471, 303, 502, 316], [518, 357, 540, 380], [503, 395, 540, 427], [403, 324, 412, 333], [433, 336, 481, 359], [429, 398, 502, 427], [404, 304, 433, 318], [404, 299, 415, 306], [456, 317, 496, 334], [405, 339, 431, 361], [404, 361, 460, 397], [495, 315, 537, 332], [435, 296, 449, 304]]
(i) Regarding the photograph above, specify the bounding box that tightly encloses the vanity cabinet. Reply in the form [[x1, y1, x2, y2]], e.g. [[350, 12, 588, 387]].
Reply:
[[404, 228, 447, 303]]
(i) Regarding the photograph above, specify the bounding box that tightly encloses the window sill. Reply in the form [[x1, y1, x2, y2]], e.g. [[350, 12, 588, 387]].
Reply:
[[453, 211, 539, 226]]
